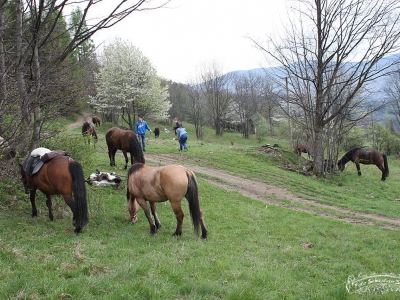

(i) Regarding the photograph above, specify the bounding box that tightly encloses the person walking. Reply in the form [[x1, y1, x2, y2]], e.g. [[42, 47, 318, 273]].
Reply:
[[135, 115, 152, 152], [176, 125, 188, 151]]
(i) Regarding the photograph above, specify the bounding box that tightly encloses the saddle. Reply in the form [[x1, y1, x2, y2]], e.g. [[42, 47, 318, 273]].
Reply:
[[23, 148, 71, 177]]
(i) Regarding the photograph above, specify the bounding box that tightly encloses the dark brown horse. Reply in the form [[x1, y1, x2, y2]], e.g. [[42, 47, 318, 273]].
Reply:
[[127, 163, 208, 239], [105, 127, 145, 169], [19, 150, 88, 233], [337, 148, 389, 181], [92, 116, 101, 127], [82, 121, 97, 144], [296, 143, 312, 159]]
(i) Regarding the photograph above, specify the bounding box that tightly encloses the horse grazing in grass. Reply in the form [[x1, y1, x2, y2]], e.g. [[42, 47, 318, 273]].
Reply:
[[19, 148, 88, 233], [105, 127, 145, 169], [92, 116, 101, 126], [82, 121, 97, 144], [127, 163, 208, 239], [337, 148, 389, 181], [296, 143, 312, 159]]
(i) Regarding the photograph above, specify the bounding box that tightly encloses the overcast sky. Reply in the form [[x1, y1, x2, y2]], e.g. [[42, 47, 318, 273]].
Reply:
[[88, 0, 290, 83]]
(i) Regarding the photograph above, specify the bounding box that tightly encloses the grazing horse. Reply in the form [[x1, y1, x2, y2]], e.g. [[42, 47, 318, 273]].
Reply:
[[127, 163, 208, 239], [19, 149, 88, 233], [92, 116, 101, 127], [105, 127, 145, 169], [296, 143, 312, 159], [337, 148, 389, 181], [154, 127, 160, 138], [82, 121, 97, 144]]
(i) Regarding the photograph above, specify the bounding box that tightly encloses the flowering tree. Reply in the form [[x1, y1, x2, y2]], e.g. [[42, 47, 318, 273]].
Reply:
[[91, 39, 170, 129]]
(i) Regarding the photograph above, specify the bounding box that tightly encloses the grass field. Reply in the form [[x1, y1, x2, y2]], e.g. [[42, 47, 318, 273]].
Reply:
[[1, 118, 400, 299]]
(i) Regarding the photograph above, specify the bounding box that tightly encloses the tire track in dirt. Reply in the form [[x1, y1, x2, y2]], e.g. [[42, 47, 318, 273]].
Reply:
[[145, 153, 400, 230]]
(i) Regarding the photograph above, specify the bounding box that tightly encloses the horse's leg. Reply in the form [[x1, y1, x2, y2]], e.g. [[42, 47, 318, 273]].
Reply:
[[62, 195, 82, 233], [170, 201, 184, 236], [199, 209, 208, 239], [30, 189, 38, 217], [356, 163, 361, 176], [150, 202, 162, 229], [45, 195, 54, 221], [377, 163, 386, 181], [127, 196, 139, 223], [110, 148, 117, 166], [122, 151, 129, 169], [136, 197, 157, 235]]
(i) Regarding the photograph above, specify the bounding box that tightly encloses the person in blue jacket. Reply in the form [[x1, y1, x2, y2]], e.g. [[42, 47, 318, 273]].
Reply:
[[176, 125, 188, 151], [135, 115, 152, 152]]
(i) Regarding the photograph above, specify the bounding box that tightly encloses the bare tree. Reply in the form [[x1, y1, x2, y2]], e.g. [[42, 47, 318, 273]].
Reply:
[[232, 71, 264, 138], [385, 66, 400, 127], [199, 62, 234, 136], [253, 0, 400, 175], [186, 82, 206, 139]]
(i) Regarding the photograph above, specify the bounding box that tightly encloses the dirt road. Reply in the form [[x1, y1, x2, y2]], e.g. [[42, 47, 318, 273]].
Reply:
[[144, 153, 400, 230]]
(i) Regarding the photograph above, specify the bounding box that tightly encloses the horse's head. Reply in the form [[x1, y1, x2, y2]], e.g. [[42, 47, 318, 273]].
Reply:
[[337, 159, 345, 172]]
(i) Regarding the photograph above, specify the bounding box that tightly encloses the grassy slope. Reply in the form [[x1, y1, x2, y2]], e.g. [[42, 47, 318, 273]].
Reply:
[[1, 119, 400, 299]]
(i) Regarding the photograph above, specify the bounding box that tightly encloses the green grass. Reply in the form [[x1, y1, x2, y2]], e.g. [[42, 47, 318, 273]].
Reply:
[[1, 118, 400, 299]]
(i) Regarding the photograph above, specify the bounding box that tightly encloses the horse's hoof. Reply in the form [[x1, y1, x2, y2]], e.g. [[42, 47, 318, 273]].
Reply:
[[202, 231, 208, 239], [172, 231, 182, 237], [74, 227, 82, 234]]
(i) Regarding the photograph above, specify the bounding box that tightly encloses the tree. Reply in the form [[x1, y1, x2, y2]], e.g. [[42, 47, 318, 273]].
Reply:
[[186, 82, 206, 139], [385, 67, 400, 128], [90, 39, 170, 129], [253, 0, 400, 175], [1, 0, 170, 155], [199, 62, 234, 136]]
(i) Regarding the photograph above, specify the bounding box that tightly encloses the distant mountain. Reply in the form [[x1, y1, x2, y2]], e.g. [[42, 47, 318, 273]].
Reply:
[[225, 52, 400, 100]]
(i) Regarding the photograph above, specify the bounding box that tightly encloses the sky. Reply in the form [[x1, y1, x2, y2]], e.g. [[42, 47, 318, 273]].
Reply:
[[88, 0, 290, 83]]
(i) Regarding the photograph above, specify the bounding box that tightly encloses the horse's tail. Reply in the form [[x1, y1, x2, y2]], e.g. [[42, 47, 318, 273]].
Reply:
[[129, 134, 145, 164], [69, 161, 89, 231], [186, 170, 201, 237], [383, 154, 389, 177]]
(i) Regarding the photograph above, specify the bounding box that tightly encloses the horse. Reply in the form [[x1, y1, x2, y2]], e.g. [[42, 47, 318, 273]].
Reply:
[[19, 149, 88, 233], [296, 143, 312, 159], [337, 148, 389, 181], [92, 116, 101, 127], [154, 127, 160, 138], [82, 121, 97, 144], [105, 127, 145, 169], [127, 163, 208, 239]]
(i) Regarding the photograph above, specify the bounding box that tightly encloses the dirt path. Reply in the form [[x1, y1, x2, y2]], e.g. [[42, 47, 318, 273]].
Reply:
[[144, 153, 400, 230], [68, 112, 91, 129]]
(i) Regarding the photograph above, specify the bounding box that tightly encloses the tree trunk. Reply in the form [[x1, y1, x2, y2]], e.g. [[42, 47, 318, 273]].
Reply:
[[313, 126, 325, 175]]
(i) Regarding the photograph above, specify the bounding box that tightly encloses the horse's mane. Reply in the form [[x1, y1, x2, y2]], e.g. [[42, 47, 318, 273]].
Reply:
[[345, 147, 362, 157], [128, 162, 145, 176]]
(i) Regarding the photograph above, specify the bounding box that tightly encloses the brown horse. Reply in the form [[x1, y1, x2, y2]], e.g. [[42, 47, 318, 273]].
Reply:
[[92, 116, 101, 127], [82, 121, 97, 144], [127, 163, 208, 239], [105, 127, 145, 169], [19, 151, 88, 233], [296, 143, 312, 159], [337, 148, 389, 181]]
